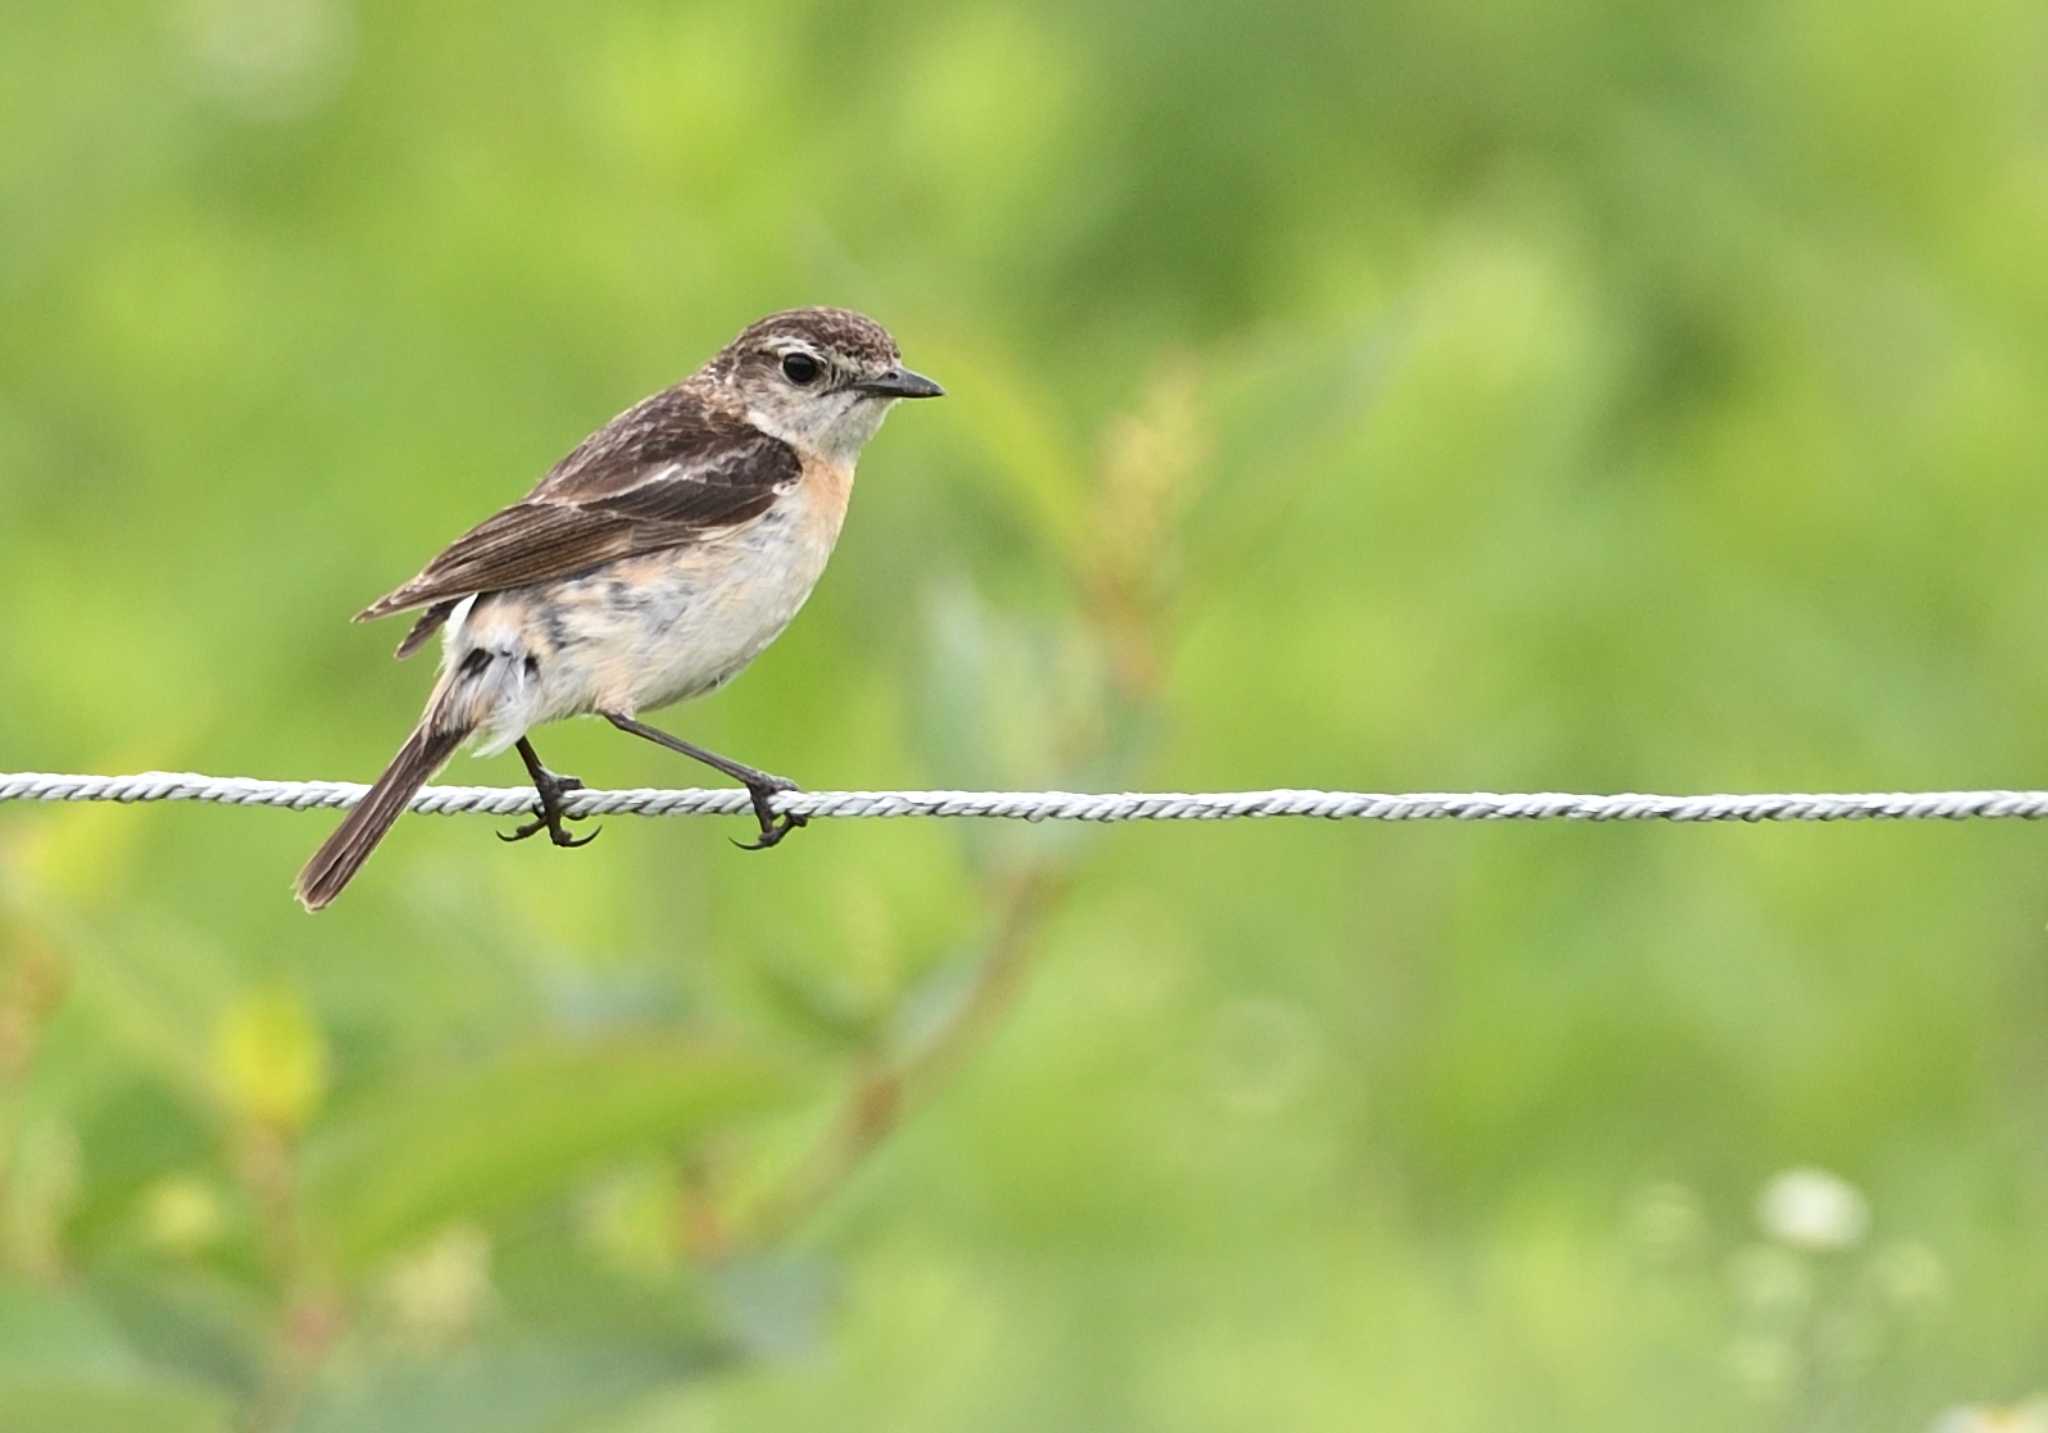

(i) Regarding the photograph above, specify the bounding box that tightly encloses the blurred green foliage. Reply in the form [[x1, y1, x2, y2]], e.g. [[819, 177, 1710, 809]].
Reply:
[[4, 0, 2048, 1428]]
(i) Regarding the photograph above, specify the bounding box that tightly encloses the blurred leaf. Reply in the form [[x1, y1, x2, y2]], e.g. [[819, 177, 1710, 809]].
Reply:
[[576, 1162, 687, 1279], [209, 986, 329, 1130], [0, 1113, 79, 1279], [89, 1267, 270, 1398], [212, 987, 330, 1132], [14, 906, 231, 1108], [0, 1280, 140, 1373], [293, 1334, 717, 1433], [745, 957, 884, 1054], [64, 1082, 221, 1264], [308, 1238, 751, 1433], [301, 1040, 798, 1271], [920, 335, 1089, 561], [0, 1378, 231, 1433], [0, 1282, 234, 1430], [1183, 313, 1404, 597], [706, 1255, 832, 1362]]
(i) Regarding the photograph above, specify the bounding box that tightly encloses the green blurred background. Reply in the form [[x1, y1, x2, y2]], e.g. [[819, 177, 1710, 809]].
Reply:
[[4, 0, 2047, 1428]]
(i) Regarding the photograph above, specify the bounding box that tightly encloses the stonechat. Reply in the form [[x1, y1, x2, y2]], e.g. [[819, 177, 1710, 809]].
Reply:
[[295, 306, 942, 910]]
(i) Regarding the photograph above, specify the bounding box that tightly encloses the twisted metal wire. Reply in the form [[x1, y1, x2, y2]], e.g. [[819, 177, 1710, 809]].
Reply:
[[4, 771, 2047, 823]]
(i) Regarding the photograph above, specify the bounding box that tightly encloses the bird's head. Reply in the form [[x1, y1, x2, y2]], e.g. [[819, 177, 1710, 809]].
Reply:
[[709, 307, 943, 464]]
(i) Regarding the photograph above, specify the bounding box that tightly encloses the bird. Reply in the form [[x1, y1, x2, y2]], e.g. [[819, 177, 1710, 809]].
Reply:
[[294, 306, 943, 911]]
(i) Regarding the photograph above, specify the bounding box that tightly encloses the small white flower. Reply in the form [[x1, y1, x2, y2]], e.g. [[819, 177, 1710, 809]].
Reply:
[[1756, 1167, 1870, 1251]]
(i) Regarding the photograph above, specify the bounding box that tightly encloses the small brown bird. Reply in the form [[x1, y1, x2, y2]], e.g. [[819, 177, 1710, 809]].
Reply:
[[295, 307, 942, 910]]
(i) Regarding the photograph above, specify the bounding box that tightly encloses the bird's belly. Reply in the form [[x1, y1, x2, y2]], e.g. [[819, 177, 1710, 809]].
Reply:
[[545, 503, 837, 717], [446, 472, 851, 756]]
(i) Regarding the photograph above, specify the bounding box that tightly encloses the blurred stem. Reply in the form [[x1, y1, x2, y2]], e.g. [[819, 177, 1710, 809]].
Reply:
[[732, 861, 1069, 1249], [0, 933, 70, 1283], [238, 1123, 340, 1433]]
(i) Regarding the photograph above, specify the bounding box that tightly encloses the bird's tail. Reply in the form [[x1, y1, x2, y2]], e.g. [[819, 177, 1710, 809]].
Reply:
[[295, 723, 468, 911]]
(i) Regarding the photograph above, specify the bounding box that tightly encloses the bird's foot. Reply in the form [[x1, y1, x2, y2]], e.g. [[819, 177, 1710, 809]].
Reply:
[[732, 774, 808, 851], [499, 772, 600, 848]]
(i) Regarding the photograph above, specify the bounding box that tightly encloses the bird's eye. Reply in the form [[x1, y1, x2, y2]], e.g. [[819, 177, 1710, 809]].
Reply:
[[781, 352, 821, 386]]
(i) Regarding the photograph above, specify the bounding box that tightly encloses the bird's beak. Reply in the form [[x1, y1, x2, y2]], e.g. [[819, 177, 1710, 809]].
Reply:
[[854, 366, 945, 400]]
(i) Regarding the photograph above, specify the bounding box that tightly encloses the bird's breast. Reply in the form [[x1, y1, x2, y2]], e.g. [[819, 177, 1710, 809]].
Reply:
[[542, 462, 854, 716]]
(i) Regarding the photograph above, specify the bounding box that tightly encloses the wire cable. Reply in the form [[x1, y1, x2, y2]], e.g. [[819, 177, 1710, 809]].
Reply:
[[5, 772, 2047, 823]]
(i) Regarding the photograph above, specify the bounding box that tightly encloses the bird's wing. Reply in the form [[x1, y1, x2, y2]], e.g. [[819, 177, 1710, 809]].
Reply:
[[354, 393, 801, 626]]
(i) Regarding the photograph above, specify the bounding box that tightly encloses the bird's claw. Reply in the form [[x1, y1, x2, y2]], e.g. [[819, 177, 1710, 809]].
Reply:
[[499, 817, 603, 847], [733, 778, 808, 851], [498, 773, 598, 848]]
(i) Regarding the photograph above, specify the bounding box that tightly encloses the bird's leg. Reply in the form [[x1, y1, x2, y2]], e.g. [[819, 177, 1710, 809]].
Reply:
[[498, 736, 600, 848], [603, 712, 808, 850]]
